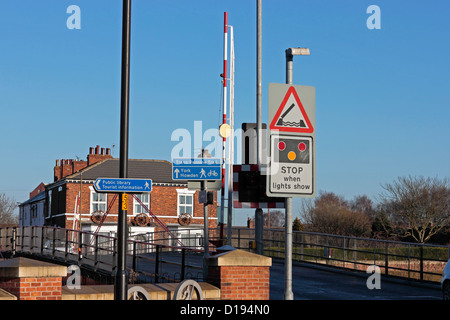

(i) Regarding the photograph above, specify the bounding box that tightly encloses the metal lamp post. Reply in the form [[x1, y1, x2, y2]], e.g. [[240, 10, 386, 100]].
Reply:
[[284, 47, 310, 300], [115, 0, 132, 300]]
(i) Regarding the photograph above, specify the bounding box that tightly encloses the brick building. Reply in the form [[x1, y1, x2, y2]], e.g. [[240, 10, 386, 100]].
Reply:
[[19, 146, 218, 243]]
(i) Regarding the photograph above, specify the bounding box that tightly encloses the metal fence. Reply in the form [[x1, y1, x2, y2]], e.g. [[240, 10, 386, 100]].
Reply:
[[2, 226, 449, 284], [0, 226, 214, 284], [229, 227, 450, 283]]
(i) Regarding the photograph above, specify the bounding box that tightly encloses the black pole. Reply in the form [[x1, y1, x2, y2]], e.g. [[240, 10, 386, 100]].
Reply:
[[115, 0, 131, 300]]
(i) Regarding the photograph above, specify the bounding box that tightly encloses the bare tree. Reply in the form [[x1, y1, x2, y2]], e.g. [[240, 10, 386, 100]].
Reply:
[[264, 210, 285, 228], [378, 175, 450, 243], [350, 195, 376, 219], [300, 191, 372, 237], [0, 193, 18, 225]]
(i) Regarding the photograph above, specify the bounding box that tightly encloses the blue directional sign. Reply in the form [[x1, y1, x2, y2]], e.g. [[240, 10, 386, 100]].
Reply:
[[172, 158, 222, 181], [93, 178, 152, 193]]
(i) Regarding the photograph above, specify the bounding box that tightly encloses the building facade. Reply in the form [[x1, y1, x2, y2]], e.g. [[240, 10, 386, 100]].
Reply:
[[18, 192, 46, 227], [19, 146, 218, 244]]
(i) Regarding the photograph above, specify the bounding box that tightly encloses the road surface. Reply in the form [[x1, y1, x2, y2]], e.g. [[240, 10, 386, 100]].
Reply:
[[269, 259, 442, 300]]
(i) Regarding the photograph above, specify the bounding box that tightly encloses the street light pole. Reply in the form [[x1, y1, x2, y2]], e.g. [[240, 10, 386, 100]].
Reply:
[[284, 47, 310, 301], [256, 0, 262, 165], [284, 50, 294, 300], [115, 0, 131, 301]]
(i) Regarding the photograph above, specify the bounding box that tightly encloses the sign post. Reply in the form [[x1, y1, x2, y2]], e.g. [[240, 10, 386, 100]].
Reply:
[[267, 83, 316, 198], [267, 48, 315, 300], [116, 0, 132, 301], [93, 177, 152, 300], [172, 157, 221, 280]]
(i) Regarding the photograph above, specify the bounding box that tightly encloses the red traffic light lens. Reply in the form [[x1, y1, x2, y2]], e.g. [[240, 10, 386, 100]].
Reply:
[[298, 142, 306, 152], [278, 141, 286, 151]]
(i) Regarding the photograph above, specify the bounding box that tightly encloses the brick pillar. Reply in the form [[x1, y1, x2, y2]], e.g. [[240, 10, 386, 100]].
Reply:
[[207, 249, 272, 300], [0, 257, 67, 300]]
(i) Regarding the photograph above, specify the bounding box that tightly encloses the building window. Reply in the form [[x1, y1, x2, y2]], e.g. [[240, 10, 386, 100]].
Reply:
[[177, 189, 195, 216], [31, 204, 37, 218], [133, 193, 150, 215], [47, 190, 52, 218], [90, 187, 107, 213], [19, 207, 24, 226]]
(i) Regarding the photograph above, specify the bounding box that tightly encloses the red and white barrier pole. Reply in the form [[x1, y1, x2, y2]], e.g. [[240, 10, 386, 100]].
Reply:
[[220, 12, 228, 241]]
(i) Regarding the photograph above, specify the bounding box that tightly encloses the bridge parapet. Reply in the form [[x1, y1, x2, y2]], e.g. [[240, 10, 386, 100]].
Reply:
[[207, 249, 272, 300], [0, 257, 67, 300]]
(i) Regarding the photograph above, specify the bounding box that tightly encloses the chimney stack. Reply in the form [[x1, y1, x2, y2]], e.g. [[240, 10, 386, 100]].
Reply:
[[53, 145, 112, 182], [87, 145, 113, 166]]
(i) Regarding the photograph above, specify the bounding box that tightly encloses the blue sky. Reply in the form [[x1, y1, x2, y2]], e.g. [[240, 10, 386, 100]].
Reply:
[[1, 1, 449, 225]]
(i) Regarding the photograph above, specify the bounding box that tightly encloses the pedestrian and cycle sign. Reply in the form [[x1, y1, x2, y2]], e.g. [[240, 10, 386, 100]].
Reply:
[[172, 158, 222, 181], [94, 178, 152, 193]]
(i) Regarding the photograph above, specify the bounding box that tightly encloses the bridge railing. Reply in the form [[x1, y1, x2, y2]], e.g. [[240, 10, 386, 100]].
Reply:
[[229, 227, 450, 283], [6, 226, 447, 284], [0, 226, 215, 284]]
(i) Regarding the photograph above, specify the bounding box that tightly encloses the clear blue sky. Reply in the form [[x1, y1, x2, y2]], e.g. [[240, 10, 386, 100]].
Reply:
[[1, 1, 449, 225]]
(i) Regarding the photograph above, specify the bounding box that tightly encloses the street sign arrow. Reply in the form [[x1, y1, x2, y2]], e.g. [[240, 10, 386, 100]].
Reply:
[[95, 179, 101, 191]]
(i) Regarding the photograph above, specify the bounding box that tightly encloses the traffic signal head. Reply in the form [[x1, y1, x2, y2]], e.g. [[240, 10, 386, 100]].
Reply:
[[274, 136, 310, 164]]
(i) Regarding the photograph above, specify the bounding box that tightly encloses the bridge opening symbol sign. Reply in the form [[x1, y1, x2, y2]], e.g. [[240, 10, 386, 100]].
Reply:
[[269, 86, 313, 134]]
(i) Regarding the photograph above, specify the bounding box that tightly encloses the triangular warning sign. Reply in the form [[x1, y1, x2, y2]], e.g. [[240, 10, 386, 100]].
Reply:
[[270, 86, 314, 133]]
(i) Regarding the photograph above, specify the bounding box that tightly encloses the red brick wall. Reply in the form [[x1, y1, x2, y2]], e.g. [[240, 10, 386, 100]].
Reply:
[[0, 277, 62, 300], [151, 186, 178, 217], [208, 266, 270, 300], [87, 153, 112, 166], [29, 182, 46, 199]]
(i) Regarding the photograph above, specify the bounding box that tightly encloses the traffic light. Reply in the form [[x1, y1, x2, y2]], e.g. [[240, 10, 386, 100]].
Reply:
[[199, 190, 215, 205], [237, 169, 284, 204], [273, 136, 310, 164]]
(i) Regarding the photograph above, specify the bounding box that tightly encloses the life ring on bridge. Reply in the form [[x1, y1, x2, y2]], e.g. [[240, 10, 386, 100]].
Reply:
[[90, 210, 105, 224], [134, 213, 149, 226], [178, 213, 192, 226]]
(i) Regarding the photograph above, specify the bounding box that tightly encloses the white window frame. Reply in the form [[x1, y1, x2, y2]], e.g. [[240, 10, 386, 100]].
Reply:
[[133, 193, 151, 215], [89, 186, 107, 213], [176, 189, 195, 217]]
